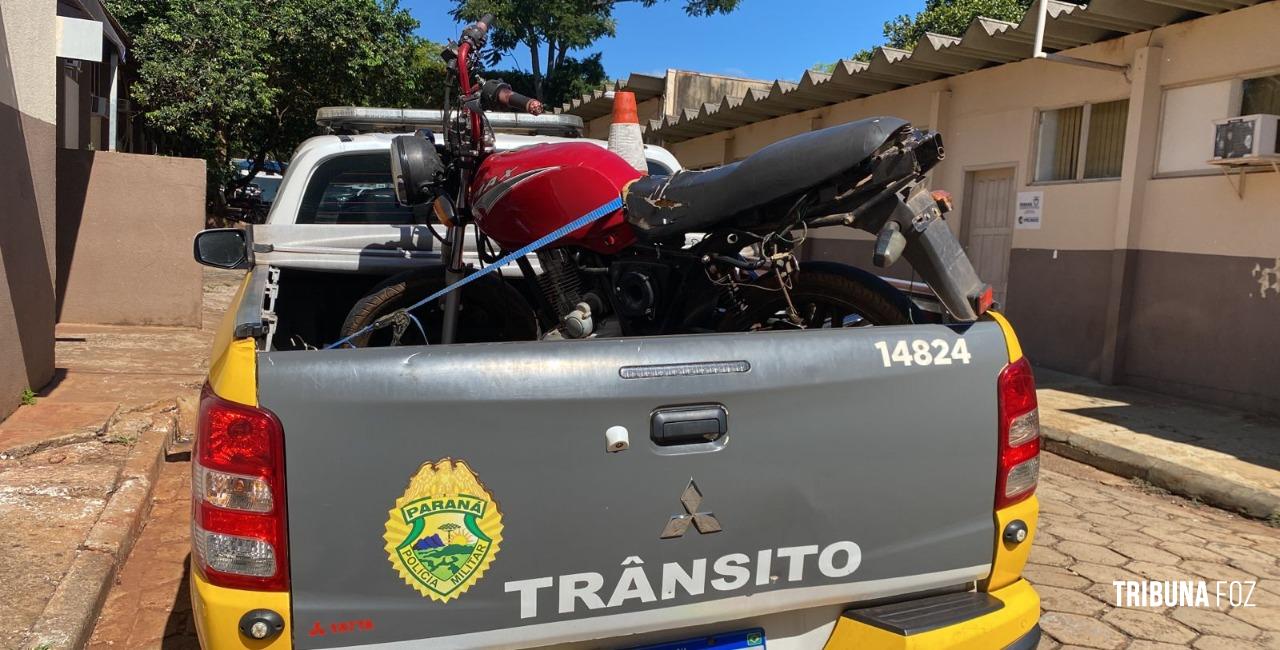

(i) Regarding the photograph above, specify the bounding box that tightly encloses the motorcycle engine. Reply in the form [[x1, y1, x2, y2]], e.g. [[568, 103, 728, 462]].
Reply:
[[537, 250, 601, 339]]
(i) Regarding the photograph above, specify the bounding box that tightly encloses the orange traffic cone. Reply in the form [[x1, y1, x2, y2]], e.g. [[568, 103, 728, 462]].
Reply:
[[608, 91, 647, 174]]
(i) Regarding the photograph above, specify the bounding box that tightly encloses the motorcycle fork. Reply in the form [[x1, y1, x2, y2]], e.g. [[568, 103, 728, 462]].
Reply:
[[441, 223, 466, 345], [441, 171, 471, 345]]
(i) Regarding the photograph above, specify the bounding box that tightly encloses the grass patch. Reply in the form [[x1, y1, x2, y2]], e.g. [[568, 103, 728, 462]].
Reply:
[[1128, 477, 1169, 496], [20, 388, 36, 406]]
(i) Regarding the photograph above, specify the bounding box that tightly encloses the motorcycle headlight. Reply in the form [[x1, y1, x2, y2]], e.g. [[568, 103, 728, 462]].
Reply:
[[390, 134, 446, 206]]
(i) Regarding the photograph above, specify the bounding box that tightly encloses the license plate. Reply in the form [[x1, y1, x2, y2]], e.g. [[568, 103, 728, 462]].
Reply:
[[627, 628, 765, 650]]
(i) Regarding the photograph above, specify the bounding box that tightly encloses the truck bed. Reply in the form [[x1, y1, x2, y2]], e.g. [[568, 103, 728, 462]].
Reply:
[[256, 320, 1009, 649]]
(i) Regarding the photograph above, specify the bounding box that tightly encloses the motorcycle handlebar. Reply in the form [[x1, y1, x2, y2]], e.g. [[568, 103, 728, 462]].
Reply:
[[462, 14, 495, 47], [481, 80, 544, 116], [500, 87, 544, 116]]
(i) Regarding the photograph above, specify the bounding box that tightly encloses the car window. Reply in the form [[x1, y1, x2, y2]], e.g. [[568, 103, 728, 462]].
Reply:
[[253, 177, 282, 204], [296, 153, 416, 225]]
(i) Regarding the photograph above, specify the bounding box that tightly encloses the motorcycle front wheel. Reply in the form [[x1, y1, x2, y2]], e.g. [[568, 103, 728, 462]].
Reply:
[[718, 269, 910, 331], [339, 267, 538, 347]]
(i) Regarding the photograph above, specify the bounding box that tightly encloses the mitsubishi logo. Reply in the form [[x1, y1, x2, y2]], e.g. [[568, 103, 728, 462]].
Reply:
[[660, 480, 722, 539]]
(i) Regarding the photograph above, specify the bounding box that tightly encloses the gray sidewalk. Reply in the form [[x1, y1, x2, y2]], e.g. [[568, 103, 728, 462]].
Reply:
[[1036, 368, 1280, 521]]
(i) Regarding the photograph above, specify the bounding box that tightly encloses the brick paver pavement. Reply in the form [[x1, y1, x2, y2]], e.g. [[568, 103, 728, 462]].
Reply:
[[89, 453, 1280, 649], [87, 454, 197, 650]]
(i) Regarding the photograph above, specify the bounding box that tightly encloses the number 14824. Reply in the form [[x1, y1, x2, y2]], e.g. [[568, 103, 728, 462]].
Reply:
[[873, 338, 972, 367]]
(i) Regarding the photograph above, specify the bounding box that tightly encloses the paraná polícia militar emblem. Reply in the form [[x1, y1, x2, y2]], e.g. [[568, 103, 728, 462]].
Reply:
[[384, 459, 503, 602]]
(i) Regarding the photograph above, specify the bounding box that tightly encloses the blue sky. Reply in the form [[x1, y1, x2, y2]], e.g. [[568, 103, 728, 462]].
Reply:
[[403, 0, 925, 82]]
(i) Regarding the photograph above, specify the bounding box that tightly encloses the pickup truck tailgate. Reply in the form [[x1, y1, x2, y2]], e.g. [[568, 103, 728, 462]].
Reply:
[[258, 322, 1009, 649]]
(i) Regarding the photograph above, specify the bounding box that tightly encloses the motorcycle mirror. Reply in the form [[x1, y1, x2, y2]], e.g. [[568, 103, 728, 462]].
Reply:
[[390, 135, 446, 206]]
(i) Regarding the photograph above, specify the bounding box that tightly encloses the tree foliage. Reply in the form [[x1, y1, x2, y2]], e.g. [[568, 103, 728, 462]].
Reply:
[[487, 53, 608, 108], [449, 0, 741, 101], [883, 0, 1033, 48], [813, 0, 1035, 71], [108, 0, 441, 209]]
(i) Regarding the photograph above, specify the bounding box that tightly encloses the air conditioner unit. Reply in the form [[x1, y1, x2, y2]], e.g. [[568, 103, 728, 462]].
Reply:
[[1212, 114, 1279, 159]]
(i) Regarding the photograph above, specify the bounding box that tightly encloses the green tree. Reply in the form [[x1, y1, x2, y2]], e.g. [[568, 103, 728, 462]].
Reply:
[[486, 52, 608, 108], [449, 0, 742, 102], [813, 0, 1040, 71], [882, 0, 1033, 48], [415, 38, 451, 107], [108, 0, 435, 213]]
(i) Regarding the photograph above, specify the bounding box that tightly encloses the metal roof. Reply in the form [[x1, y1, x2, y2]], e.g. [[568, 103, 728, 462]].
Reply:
[[554, 72, 667, 122], [647, 0, 1266, 143]]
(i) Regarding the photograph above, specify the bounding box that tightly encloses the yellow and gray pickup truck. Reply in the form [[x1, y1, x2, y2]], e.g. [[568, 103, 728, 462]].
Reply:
[[187, 242, 1043, 649]]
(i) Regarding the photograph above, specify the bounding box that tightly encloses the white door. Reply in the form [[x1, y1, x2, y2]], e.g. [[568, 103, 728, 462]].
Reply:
[[962, 168, 1016, 306]]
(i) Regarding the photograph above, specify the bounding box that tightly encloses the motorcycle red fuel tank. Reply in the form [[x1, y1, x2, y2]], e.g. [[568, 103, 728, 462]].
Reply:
[[471, 142, 642, 255]]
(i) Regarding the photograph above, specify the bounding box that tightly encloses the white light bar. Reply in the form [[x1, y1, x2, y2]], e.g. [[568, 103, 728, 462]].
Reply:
[[315, 106, 585, 137]]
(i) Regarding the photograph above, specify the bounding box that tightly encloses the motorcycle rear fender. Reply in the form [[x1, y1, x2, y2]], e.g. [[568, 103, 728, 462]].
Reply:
[[854, 186, 988, 322]]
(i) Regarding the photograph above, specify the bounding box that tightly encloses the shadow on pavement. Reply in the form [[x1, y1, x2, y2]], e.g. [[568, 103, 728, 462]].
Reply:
[[163, 556, 199, 649]]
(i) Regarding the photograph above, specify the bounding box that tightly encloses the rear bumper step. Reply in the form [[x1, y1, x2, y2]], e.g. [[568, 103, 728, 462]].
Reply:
[[824, 579, 1040, 649], [844, 591, 1004, 636]]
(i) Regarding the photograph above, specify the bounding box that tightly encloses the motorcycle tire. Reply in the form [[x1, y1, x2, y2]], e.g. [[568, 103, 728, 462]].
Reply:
[[719, 269, 910, 332], [339, 267, 538, 347]]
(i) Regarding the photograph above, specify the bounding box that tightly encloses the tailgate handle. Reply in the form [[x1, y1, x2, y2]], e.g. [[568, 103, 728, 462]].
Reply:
[[651, 405, 727, 446]]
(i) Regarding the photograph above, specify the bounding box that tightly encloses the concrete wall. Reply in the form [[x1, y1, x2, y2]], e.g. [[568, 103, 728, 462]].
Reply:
[[56, 150, 205, 327], [664, 70, 774, 121], [584, 70, 775, 142], [668, 4, 1280, 415], [0, 0, 57, 421]]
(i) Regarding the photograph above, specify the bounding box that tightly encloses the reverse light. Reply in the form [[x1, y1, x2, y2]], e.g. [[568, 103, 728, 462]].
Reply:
[[1003, 457, 1040, 500], [996, 357, 1040, 509], [193, 524, 278, 577], [192, 385, 289, 591]]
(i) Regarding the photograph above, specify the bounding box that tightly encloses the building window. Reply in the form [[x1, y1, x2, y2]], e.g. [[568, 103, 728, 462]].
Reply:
[[1035, 106, 1082, 181], [1034, 100, 1129, 182], [1083, 100, 1129, 179], [1156, 73, 1280, 175], [1241, 74, 1280, 116]]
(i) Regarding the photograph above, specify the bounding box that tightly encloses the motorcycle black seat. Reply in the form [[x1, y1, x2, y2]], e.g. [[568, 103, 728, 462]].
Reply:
[[624, 116, 908, 242]]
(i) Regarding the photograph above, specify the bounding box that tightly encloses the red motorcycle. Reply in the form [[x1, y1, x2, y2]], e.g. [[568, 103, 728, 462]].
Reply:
[[338, 15, 992, 347]]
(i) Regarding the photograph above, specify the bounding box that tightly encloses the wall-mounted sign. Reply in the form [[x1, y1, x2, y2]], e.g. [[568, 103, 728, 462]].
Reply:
[[1016, 191, 1043, 230], [56, 17, 105, 63]]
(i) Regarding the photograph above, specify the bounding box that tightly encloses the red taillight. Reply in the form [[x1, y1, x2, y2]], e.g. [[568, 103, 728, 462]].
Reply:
[[972, 285, 995, 316], [192, 384, 289, 591], [996, 357, 1040, 509]]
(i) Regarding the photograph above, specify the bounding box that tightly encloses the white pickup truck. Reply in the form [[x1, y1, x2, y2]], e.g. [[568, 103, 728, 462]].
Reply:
[[188, 107, 1043, 650]]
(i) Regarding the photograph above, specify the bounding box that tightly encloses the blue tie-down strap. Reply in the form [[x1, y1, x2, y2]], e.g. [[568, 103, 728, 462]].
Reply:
[[326, 196, 625, 349]]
